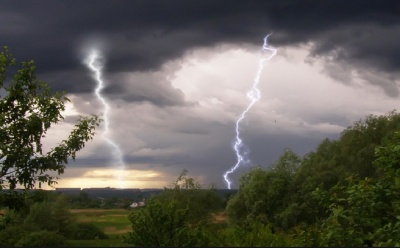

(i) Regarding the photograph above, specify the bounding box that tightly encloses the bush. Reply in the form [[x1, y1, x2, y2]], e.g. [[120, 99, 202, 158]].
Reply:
[[16, 230, 66, 247], [24, 201, 58, 231], [63, 223, 108, 240], [0, 224, 39, 246], [125, 199, 211, 246]]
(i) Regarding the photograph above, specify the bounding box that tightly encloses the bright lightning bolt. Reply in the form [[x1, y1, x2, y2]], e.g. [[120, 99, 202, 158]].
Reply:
[[223, 33, 277, 189], [85, 50, 126, 188]]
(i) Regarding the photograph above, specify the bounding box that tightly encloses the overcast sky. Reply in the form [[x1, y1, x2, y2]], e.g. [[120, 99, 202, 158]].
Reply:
[[1, 0, 400, 189]]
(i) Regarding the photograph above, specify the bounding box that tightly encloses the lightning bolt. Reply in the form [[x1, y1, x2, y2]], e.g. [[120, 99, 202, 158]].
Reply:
[[223, 34, 277, 189], [85, 50, 126, 188]]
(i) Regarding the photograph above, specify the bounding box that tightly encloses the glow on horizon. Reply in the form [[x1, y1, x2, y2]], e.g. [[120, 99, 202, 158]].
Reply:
[[36, 168, 169, 190]]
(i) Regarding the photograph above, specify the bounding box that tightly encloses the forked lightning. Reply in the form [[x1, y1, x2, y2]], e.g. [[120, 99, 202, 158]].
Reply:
[[223, 34, 277, 189]]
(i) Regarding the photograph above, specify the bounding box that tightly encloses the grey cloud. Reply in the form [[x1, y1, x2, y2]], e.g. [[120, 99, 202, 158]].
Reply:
[[104, 72, 188, 106], [1, 0, 399, 98], [2, 0, 400, 188]]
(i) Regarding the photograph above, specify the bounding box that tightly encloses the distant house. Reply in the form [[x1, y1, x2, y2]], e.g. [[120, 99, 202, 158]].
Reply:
[[130, 201, 146, 208]]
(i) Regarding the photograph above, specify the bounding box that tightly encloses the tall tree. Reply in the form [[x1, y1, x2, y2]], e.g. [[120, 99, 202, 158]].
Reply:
[[0, 47, 101, 189], [226, 149, 301, 228]]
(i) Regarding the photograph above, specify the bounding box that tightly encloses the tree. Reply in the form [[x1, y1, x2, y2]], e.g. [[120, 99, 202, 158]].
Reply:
[[124, 170, 222, 246], [154, 169, 223, 224], [24, 201, 58, 231], [226, 149, 301, 229], [289, 111, 400, 227], [15, 230, 66, 247], [0, 46, 101, 189], [124, 199, 210, 247], [297, 131, 400, 246]]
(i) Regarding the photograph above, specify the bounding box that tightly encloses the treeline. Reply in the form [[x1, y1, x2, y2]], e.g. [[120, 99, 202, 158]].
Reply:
[[124, 111, 400, 246]]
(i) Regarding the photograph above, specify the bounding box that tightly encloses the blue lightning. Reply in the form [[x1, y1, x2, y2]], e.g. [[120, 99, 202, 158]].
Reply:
[[223, 34, 277, 189], [86, 50, 126, 187]]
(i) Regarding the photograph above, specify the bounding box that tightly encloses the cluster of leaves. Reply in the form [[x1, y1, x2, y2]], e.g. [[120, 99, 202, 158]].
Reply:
[[0, 46, 101, 189]]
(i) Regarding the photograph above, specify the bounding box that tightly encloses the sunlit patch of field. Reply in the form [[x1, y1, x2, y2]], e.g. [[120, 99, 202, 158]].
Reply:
[[68, 208, 136, 247], [70, 208, 133, 235]]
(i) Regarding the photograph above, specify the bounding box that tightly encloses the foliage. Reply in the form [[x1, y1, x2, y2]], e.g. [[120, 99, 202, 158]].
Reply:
[[218, 221, 290, 247], [0, 190, 28, 213], [304, 130, 400, 246], [24, 201, 59, 231], [224, 111, 400, 246], [64, 222, 108, 240], [23, 194, 73, 235], [153, 169, 223, 224], [0, 46, 101, 189], [226, 148, 301, 228], [0, 224, 39, 246], [124, 199, 210, 246], [15, 230, 66, 247], [52, 195, 74, 233]]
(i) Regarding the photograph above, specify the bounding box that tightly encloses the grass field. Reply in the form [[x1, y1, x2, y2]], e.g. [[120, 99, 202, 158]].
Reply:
[[68, 208, 135, 247]]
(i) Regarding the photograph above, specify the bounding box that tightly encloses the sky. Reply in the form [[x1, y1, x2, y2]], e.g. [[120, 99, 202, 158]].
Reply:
[[1, 0, 400, 189]]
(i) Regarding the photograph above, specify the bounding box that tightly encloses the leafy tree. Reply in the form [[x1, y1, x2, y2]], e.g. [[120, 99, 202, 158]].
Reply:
[[303, 131, 400, 246], [0, 223, 39, 246], [0, 190, 27, 213], [124, 199, 210, 247], [23, 194, 73, 234], [288, 111, 400, 227], [0, 46, 101, 189], [51, 195, 73, 233], [63, 222, 108, 240], [15, 230, 66, 247], [337, 111, 400, 178], [125, 170, 222, 246], [0, 208, 24, 231], [226, 149, 301, 229], [153, 169, 223, 224], [24, 201, 58, 231], [219, 221, 289, 247]]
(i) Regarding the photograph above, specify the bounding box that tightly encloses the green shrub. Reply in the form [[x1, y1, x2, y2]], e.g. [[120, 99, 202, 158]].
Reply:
[[0, 224, 39, 246], [63, 222, 108, 240], [16, 230, 66, 247]]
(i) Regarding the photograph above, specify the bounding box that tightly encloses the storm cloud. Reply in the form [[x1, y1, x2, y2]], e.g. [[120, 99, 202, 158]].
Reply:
[[1, 0, 399, 188]]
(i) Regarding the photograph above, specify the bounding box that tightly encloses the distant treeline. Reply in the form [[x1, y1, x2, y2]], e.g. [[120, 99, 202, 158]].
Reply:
[[59, 188, 237, 200], [2, 188, 237, 201]]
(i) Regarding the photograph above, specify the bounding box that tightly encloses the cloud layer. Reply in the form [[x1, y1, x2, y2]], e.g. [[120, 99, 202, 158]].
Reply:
[[1, 0, 399, 188]]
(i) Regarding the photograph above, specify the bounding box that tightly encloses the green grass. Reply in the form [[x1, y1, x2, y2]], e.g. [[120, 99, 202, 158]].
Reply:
[[71, 209, 133, 235], [68, 208, 137, 247], [67, 238, 129, 247]]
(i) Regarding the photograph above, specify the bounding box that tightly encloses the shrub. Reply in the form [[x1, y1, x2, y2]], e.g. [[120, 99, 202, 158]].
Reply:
[[63, 223, 108, 240], [16, 230, 66, 247], [0, 224, 39, 246]]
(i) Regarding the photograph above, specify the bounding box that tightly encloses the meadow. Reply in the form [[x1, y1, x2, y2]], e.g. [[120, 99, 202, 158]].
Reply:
[[67, 208, 134, 247]]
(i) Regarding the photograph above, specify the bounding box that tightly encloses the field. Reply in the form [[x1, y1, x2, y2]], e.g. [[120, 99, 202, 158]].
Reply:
[[68, 208, 134, 247]]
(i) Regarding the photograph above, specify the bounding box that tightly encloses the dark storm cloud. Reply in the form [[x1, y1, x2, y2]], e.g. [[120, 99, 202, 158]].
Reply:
[[103, 72, 188, 106], [1, 0, 399, 100]]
